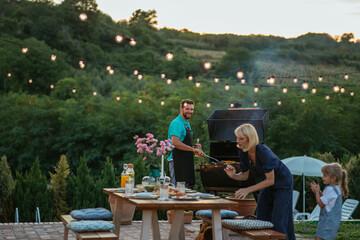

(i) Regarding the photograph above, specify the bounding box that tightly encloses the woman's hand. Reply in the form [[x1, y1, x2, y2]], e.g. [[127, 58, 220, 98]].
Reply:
[[224, 164, 236, 179], [235, 188, 251, 199]]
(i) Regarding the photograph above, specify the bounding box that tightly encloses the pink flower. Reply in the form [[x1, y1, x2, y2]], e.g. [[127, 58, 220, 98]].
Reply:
[[133, 135, 139, 139], [143, 157, 147, 161]]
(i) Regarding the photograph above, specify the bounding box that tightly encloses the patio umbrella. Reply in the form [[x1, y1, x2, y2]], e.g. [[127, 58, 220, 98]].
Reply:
[[281, 156, 327, 213]]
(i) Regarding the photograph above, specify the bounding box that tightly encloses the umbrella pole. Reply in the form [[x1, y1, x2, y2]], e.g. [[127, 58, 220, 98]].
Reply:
[[303, 174, 305, 213]]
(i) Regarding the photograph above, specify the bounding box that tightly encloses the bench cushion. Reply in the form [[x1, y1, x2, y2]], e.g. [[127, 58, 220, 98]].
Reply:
[[222, 219, 274, 230], [196, 209, 238, 219], [67, 220, 115, 232], [70, 207, 113, 220]]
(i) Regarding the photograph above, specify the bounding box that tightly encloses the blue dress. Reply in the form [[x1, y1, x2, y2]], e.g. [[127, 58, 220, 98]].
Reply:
[[316, 186, 342, 240], [239, 143, 296, 240]]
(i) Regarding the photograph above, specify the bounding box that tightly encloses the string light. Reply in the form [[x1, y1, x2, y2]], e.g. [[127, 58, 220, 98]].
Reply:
[[254, 86, 259, 93], [109, 69, 114, 75], [214, 77, 219, 83], [302, 81, 309, 90], [277, 100, 282, 105], [229, 102, 234, 108], [165, 52, 173, 61], [350, 91, 354, 96], [28, 79, 33, 84], [160, 72, 166, 79], [167, 78, 172, 84], [138, 98, 142, 104], [79, 13, 87, 21], [206, 101, 211, 108], [115, 35, 124, 43], [106, 66, 112, 71], [340, 87, 345, 93], [161, 100, 165, 106], [253, 101, 258, 107], [333, 84, 340, 93], [241, 78, 246, 84], [50, 84, 54, 89], [325, 95, 330, 100], [196, 81, 200, 87], [268, 76, 275, 85], [203, 61, 211, 70], [282, 87, 287, 94], [301, 97, 306, 103], [51, 55, 56, 61], [133, 70, 138, 75], [236, 71, 243, 79], [93, 91, 97, 96], [318, 76, 323, 82], [344, 73, 349, 80], [116, 95, 120, 101], [137, 74, 143, 80], [129, 39, 136, 46], [22, 47, 28, 54], [72, 88, 76, 93], [311, 87, 317, 94], [293, 77, 298, 83], [7, 73, 11, 77], [79, 60, 85, 69], [188, 75, 193, 81], [225, 84, 230, 91]]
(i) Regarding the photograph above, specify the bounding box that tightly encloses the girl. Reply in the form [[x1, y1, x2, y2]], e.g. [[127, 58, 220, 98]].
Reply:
[[310, 163, 349, 240]]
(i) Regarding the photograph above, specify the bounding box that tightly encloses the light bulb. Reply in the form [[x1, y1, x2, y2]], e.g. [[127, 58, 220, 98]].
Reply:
[[350, 91, 354, 96], [318, 76, 323, 82], [301, 97, 305, 103], [129, 39, 136, 46], [93, 91, 97, 96], [115, 35, 123, 43], [137, 74, 143, 80], [138, 98, 142, 104], [277, 100, 282, 105], [225, 84, 230, 91], [254, 86, 259, 93], [214, 77, 219, 83], [116, 95, 120, 101], [241, 78, 246, 84], [311, 88, 317, 94], [79, 60, 85, 69], [28, 79, 33, 83], [269, 76, 275, 85], [229, 102, 234, 108], [79, 13, 87, 21], [326, 95, 330, 100], [203, 61, 211, 70], [253, 101, 258, 107], [344, 73, 349, 80], [22, 47, 28, 53], [302, 81, 309, 90], [196, 81, 200, 87], [106, 66, 111, 71], [206, 102, 211, 108], [167, 78, 172, 84], [282, 87, 287, 94], [50, 84, 54, 89], [266, 77, 270, 84], [161, 100, 165, 106], [333, 84, 339, 93], [160, 73, 166, 79], [72, 88, 76, 93], [109, 69, 114, 75], [165, 52, 173, 61], [133, 70, 138, 75], [340, 87, 345, 93], [188, 75, 193, 81], [293, 77, 298, 83], [7, 73, 11, 77], [236, 71, 243, 79], [51, 55, 56, 61]]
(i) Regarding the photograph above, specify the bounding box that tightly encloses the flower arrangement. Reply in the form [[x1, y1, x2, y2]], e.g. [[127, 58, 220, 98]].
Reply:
[[134, 133, 174, 169]]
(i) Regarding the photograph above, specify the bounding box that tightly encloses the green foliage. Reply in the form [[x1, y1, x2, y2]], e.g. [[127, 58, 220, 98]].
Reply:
[[0, 155, 14, 222], [95, 157, 116, 209], [14, 157, 53, 222], [294, 221, 360, 239], [49, 155, 70, 221], [345, 154, 360, 218]]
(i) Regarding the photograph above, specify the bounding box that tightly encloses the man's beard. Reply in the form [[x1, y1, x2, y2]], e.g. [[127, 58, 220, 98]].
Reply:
[[183, 113, 192, 120]]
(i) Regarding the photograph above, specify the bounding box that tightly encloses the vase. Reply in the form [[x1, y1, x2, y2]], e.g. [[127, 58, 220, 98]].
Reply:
[[149, 168, 160, 178], [167, 210, 193, 224]]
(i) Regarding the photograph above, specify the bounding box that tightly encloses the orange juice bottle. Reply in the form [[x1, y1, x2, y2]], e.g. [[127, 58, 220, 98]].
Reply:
[[120, 164, 129, 188]]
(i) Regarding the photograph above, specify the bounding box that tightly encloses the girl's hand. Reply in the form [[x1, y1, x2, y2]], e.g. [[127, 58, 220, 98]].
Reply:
[[235, 188, 250, 199], [310, 182, 320, 193], [224, 164, 236, 178]]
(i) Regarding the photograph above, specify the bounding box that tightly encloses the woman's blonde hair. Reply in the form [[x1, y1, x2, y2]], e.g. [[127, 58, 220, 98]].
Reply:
[[234, 123, 259, 152], [322, 162, 349, 198]]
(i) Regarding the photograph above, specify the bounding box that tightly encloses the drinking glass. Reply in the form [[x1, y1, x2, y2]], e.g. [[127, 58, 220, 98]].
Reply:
[[177, 181, 186, 196], [159, 176, 171, 200], [125, 178, 134, 195]]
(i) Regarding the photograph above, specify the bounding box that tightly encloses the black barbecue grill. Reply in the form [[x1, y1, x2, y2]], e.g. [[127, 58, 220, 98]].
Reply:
[[200, 108, 269, 193]]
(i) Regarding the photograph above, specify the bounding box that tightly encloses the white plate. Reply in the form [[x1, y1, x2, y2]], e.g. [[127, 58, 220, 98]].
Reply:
[[171, 196, 199, 201]]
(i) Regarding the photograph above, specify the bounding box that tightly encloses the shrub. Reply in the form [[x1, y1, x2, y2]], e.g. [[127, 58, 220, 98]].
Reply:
[[0, 155, 14, 222]]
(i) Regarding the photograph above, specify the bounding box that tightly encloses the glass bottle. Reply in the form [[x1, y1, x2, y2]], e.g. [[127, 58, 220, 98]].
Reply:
[[126, 163, 135, 188], [194, 138, 201, 157], [120, 163, 129, 188]]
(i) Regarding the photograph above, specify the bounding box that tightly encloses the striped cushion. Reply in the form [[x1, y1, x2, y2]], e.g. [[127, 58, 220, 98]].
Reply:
[[222, 219, 274, 230]]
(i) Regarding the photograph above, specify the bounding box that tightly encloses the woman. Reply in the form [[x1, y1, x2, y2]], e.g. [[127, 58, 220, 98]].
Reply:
[[224, 123, 295, 240]]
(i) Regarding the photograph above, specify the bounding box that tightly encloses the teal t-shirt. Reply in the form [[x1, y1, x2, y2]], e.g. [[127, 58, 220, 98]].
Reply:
[[167, 114, 192, 160]]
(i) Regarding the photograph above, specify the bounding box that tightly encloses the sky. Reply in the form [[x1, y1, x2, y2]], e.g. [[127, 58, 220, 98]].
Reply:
[[59, 0, 360, 39]]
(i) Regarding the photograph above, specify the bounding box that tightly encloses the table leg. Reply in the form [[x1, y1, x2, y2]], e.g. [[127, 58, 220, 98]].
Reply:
[[151, 210, 161, 240], [112, 196, 123, 240], [141, 210, 153, 240], [168, 210, 184, 240], [211, 209, 223, 240]]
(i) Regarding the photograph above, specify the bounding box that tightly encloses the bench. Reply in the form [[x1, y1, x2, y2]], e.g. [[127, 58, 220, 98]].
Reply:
[[198, 216, 286, 240], [61, 215, 118, 240]]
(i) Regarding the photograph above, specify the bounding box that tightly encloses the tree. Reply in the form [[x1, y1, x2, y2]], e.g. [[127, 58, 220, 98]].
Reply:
[[129, 9, 158, 28], [0, 155, 14, 222], [49, 155, 70, 221], [95, 157, 116, 208], [341, 33, 355, 43], [345, 154, 360, 218]]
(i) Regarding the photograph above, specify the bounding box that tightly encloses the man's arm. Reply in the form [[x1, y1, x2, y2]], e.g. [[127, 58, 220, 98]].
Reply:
[[171, 135, 204, 156]]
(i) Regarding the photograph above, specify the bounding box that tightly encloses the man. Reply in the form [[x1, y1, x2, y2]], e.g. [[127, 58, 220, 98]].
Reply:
[[167, 99, 205, 186]]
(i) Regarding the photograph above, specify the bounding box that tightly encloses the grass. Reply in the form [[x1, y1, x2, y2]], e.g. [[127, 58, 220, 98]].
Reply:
[[294, 221, 360, 239], [183, 47, 226, 62]]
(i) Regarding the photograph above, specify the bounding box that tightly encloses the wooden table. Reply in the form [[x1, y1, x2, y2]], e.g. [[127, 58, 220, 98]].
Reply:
[[103, 188, 237, 240]]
